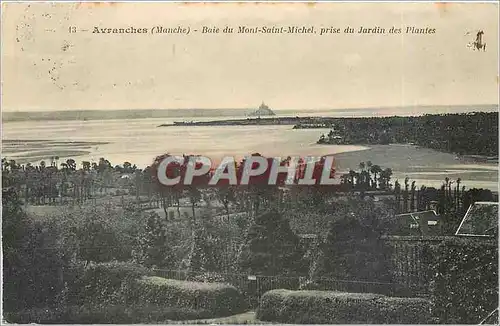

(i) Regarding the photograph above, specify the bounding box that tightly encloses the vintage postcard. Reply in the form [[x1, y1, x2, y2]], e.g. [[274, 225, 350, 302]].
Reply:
[[1, 1, 499, 324]]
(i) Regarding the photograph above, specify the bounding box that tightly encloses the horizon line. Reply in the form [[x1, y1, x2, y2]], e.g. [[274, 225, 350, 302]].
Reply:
[[3, 103, 498, 114]]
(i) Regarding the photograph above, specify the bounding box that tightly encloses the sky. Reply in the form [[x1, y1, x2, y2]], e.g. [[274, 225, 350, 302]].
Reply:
[[1, 2, 499, 112]]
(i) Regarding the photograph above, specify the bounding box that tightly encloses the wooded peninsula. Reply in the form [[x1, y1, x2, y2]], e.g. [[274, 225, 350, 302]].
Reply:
[[159, 112, 498, 157]]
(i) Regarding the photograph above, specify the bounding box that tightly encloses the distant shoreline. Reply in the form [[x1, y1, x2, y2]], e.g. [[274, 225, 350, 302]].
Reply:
[[157, 111, 499, 128], [158, 116, 318, 127], [3, 104, 498, 122]]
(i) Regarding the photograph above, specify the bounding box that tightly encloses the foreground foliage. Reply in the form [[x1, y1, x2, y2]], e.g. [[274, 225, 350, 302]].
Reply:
[[3, 183, 498, 324], [238, 209, 307, 276], [430, 237, 498, 324], [256, 289, 432, 324], [134, 276, 246, 316], [4, 262, 246, 324], [309, 199, 394, 283]]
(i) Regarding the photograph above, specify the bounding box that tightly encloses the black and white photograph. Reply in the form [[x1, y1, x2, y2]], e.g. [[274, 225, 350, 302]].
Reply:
[[1, 1, 499, 324]]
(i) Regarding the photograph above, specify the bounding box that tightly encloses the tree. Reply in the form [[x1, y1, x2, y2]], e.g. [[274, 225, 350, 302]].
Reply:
[[3, 188, 31, 276], [216, 186, 237, 220], [359, 170, 371, 190], [236, 153, 282, 216], [312, 200, 393, 282], [187, 220, 222, 274], [455, 178, 462, 211], [1, 157, 7, 171], [379, 168, 393, 190], [74, 205, 127, 263], [2, 188, 77, 312], [82, 161, 91, 171], [340, 174, 350, 186], [157, 185, 172, 220], [66, 159, 76, 171], [410, 181, 416, 211], [348, 169, 357, 186], [370, 164, 382, 189], [186, 186, 202, 219], [238, 209, 307, 276], [461, 188, 494, 218], [123, 161, 132, 173], [135, 212, 173, 268], [98, 157, 111, 173]]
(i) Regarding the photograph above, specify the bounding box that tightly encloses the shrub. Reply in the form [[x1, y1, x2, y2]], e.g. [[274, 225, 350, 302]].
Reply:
[[69, 261, 151, 306], [133, 276, 246, 316], [461, 188, 495, 217], [43, 203, 143, 263], [430, 237, 498, 324], [238, 209, 307, 276], [134, 212, 175, 268], [3, 188, 79, 312], [188, 222, 224, 273], [312, 205, 393, 283], [256, 289, 432, 324], [5, 305, 214, 324], [3, 308, 65, 324], [6, 267, 243, 324]]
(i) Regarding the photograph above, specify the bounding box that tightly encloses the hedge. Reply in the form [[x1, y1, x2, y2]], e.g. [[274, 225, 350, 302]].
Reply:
[[68, 261, 152, 306], [4, 305, 214, 324], [256, 289, 432, 324], [5, 266, 246, 323], [133, 276, 247, 316], [430, 237, 498, 324], [4, 261, 155, 324]]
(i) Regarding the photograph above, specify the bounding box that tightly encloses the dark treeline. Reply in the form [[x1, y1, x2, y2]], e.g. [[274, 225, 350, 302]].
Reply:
[[1, 153, 335, 221], [3, 152, 498, 324], [2, 152, 496, 234], [1, 156, 136, 206], [317, 112, 498, 156]]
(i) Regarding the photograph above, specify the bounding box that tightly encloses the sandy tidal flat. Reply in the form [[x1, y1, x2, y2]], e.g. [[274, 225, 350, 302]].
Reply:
[[2, 139, 108, 163]]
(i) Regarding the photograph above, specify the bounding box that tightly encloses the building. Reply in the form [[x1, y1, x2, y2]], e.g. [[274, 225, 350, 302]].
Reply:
[[455, 201, 498, 237], [385, 210, 440, 236]]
